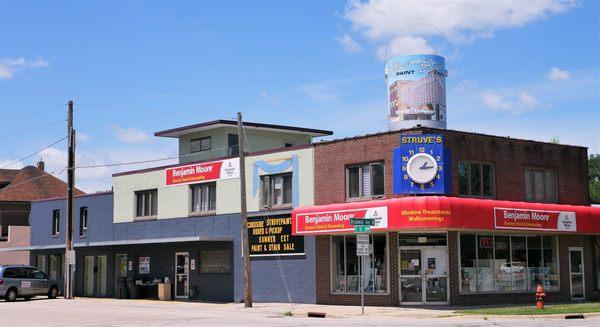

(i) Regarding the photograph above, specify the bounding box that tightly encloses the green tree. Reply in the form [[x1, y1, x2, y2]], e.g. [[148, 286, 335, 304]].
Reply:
[[590, 154, 600, 204]]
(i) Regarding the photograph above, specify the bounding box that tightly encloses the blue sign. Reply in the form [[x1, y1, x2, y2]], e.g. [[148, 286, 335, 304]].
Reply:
[[393, 134, 451, 194]]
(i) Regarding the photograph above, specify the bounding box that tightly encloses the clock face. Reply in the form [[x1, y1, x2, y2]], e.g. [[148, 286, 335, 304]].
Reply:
[[406, 153, 438, 184]]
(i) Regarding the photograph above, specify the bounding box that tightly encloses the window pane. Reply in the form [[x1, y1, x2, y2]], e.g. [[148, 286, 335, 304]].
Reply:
[[494, 236, 511, 291], [371, 163, 384, 196], [510, 236, 527, 291], [345, 235, 359, 292], [273, 176, 283, 205], [208, 183, 216, 210], [261, 176, 269, 207], [347, 167, 360, 198], [527, 236, 543, 290], [544, 171, 557, 202], [525, 170, 534, 201], [534, 170, 545, 201], [470, 163, 481, 196], [190, 139, 200, 152], [136, 194, 144, 217], [458, 161, 469, 195], [332, 236, 346, 292], [372, 235, 387, 293], [362, 165, 371, 197], [542, 236, 559, 290], [200, 137, 211, 151], [482, 164, 494, 197], [283, 175, 292, 205], [460, 234, 477, 293], [477, 235, 494, 291], [151, 191, 157, 215], [191, 186, 200, 212], [199, 250, 230, 273]]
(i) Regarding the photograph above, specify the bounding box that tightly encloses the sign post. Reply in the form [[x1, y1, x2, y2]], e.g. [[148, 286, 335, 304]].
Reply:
[[355, 233, 370, 315]]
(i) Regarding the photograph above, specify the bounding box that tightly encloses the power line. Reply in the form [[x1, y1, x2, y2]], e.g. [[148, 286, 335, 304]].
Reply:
[[0, 168, 67, 193], [1, 136, 68, 169], [2, 104, 64, 121], [0, 119, 65, 139], [78, 103, 202, 117]]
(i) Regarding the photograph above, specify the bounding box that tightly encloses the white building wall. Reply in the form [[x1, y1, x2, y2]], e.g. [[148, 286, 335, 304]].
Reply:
[[112, 147, 314, 222]]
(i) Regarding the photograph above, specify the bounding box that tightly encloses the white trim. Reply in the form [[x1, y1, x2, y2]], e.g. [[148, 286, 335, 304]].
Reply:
[[175, 252, 190, 299], [74, 236, 232, 248], [568, 246, 585, 300]]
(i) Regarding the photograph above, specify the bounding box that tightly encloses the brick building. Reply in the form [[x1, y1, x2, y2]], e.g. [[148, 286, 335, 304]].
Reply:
[[292, 126, 600, 306]]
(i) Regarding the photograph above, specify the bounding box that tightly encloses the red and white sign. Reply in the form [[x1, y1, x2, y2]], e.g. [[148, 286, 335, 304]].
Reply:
[[295, 206, 388, 235], [165, 158, 239, 186], [494, 208, 577, 232]]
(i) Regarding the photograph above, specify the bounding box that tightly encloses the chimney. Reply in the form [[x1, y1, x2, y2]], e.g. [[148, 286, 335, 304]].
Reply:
[[37, 159, 45, 172]]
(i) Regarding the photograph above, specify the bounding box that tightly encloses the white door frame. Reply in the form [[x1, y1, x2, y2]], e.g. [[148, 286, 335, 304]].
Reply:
[[175, 252, 190, 299], [115, 254, 127, 296], [568, 247, 585, 300], [399, 245, 449, 305]]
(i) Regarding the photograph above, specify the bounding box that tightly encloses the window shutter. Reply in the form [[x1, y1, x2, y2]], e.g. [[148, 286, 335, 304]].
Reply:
[[362, 165, 371, 197]]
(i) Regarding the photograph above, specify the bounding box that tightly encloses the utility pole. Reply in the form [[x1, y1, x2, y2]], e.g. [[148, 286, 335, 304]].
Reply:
[[237, 112, 252, 308], [65, 100, 76, 299]]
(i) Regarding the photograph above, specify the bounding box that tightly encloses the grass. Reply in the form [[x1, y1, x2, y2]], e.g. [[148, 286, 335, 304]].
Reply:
[[283, 311, 294, 317], [457, 302, 600, 315]]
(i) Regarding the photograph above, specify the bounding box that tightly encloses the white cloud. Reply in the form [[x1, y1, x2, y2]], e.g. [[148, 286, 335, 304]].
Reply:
[[546, 66, 571, 81], [344, 0, 578, 59], [338, 34, 363, 53], [77, 133, 91, 142], [110, 125, 151, 144], [481, 90, 509, 110], [259, 91, 281, 106], [0, 57, 50, 80], [480, 89, 549, 115], [0, 159, 24, 170], [298, 82, 340, 102]]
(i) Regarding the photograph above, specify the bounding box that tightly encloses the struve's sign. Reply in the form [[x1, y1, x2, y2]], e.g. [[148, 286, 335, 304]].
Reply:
[[165, 158, 239, 186], [247, 216, 304, 257], [294, 206, 388, 235], [494, 208, 577, 232]]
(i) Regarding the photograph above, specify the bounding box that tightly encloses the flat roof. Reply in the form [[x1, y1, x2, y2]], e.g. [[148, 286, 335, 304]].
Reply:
[[154, 119, 333, 138]]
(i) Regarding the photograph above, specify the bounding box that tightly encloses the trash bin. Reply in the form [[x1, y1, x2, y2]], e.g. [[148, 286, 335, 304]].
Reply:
[[117, 277, 129, 299], [126, 278, 138, 299], [158, 282, 172, 301]]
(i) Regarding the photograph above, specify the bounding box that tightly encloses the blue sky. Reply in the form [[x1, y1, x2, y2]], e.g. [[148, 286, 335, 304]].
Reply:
[[0, 0, 598, 192]]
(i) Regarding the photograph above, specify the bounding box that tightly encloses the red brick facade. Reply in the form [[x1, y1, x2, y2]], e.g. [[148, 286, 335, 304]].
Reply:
[[311, 127, 595, 306]]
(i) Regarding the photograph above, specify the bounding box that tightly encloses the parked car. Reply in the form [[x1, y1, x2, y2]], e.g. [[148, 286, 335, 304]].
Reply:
[[0, 265, 60, 302]]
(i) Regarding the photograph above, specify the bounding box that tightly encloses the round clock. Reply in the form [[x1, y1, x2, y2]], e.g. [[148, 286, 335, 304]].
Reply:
[[406, 153, 438, 184]]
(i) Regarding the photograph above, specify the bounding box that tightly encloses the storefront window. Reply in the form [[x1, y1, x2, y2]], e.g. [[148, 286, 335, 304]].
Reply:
[[460, 233, 559, 293], [459, 234, 477, 293], [331, 234, 388, 294]]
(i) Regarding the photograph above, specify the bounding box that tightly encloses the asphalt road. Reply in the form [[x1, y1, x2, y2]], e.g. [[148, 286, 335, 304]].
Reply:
[[0, 297, 599, 326]]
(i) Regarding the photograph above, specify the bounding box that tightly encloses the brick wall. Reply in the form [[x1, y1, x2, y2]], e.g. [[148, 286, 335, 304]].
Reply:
[[314, 128, 589, 206]]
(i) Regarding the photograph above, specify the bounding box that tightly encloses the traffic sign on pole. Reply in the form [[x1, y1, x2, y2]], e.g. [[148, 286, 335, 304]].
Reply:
[[354, 225, 371, 233], [356, 234, 370, 256], [350, 218, 375, 226]]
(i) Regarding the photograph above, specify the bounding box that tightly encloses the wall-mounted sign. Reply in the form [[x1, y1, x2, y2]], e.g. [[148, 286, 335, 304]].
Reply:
[[165, 158, 239, 186], [247, 215, 304, 257], [139, 257, 150, 274], [294, 206, 388, 235], [394, 133, 451, 195], [128, 260, 133, 271], [190, 259, 196, 271], [385, 54, 447, 130], [494, 208, 577, 232]]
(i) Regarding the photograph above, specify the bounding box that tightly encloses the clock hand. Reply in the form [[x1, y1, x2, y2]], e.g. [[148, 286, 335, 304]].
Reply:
[[420, 162, 434, 170]]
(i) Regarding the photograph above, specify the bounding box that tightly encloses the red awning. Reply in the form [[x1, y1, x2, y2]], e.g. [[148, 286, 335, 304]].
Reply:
[[292, 196, 600, 235]]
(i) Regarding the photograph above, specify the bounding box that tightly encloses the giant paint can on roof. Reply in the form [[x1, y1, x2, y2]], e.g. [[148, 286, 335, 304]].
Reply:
[[385, 54, 447, 130]]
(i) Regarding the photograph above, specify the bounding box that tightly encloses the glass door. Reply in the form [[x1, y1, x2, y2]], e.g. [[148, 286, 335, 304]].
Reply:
[[569, 247, 585, 300], [97, 255, 108, 297], [400, 249, 423, 304], [399, 247, 448, 304], [84, 256, 94, 297], [175, 252, 189, 299]]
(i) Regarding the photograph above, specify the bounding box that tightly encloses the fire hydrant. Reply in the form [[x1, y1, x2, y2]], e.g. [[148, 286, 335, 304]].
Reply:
[[535, 284, 546, 309]]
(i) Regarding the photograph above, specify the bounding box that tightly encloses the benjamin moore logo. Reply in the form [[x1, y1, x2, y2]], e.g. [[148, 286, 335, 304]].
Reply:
[[558, 212, 577, 231]]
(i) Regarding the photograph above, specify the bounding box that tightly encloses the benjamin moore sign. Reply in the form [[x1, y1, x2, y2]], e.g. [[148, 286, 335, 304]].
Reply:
[[494, 208, 577, 232], [165, 158, 239, 186], [247, 216, 304, 257]]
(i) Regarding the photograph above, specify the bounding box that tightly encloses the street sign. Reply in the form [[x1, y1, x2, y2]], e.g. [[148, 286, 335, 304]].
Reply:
[[349, 218, 375, 226], [356, 234, 370, 256], [66, 250, 76, 265], [354, 225, 371, 233]]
